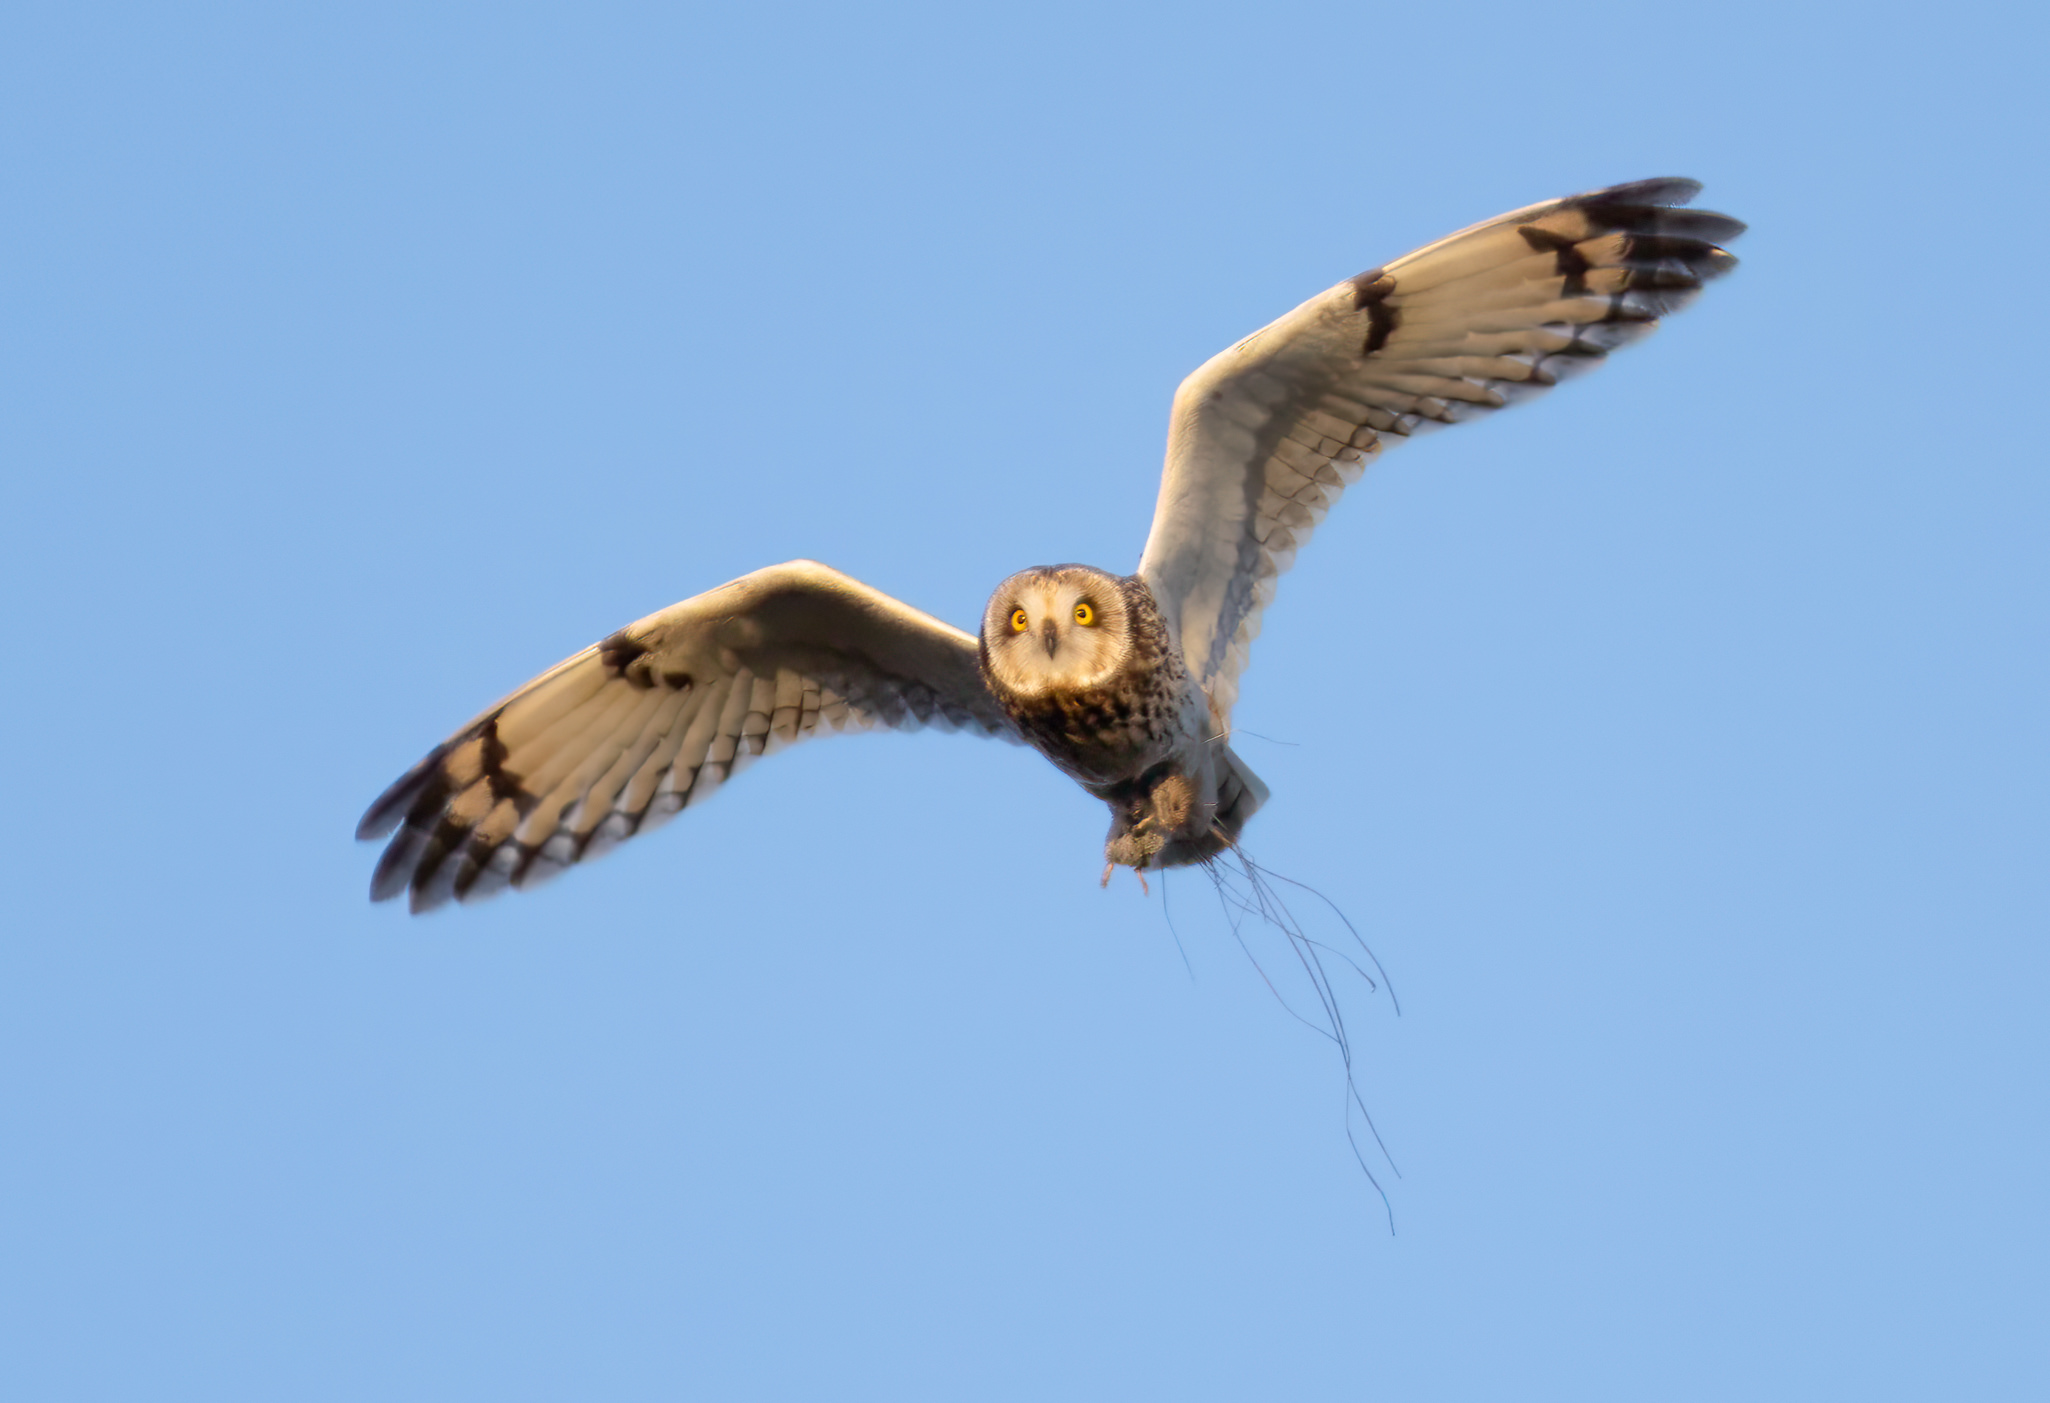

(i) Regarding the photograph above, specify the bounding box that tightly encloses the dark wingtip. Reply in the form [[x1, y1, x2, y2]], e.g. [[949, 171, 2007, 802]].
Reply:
[[1698, 246, 1742, 279], [1586, 176, 1702, 207], [368, 822, 427, 901], [356, 799, 403, 843], [357, 704, 511, 842], [1570, 180, 1747, 272], [357, 748, 443, 841]]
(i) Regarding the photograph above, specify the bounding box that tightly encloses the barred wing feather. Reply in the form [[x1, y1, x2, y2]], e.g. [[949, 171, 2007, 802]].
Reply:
[[1136, 177, 1744, 718], [357, 560, 1014, 912]]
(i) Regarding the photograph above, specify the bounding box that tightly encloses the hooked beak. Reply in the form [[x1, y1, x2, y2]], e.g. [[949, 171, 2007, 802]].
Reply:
[[1040, 618, 1059, 658]]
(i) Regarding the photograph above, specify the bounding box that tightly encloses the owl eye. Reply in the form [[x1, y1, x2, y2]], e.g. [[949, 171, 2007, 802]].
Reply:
[[1009, 607, 1029, 633], [1073, 602, 1096, 627]]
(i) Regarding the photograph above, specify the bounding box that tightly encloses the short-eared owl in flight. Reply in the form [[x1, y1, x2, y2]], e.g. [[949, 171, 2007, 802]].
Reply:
[[360, 178, 1743, 911]]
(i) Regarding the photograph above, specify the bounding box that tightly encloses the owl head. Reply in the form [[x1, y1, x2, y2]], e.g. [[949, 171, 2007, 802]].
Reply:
[[979, 564, 1135, 698]]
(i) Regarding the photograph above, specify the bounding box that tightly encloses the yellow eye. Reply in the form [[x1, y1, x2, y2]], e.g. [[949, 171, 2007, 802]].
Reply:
[[1073, 602, 1095, 627], [1009, 607, 1029, 633]]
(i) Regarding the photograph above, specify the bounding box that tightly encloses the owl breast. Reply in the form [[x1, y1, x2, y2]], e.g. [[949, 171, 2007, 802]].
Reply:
[[1001, 666, 1187, 790]]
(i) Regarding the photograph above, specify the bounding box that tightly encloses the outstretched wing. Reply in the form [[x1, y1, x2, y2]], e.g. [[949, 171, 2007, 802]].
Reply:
[[1137, 176, 1744, 718], [357, 560, 1014, 912]]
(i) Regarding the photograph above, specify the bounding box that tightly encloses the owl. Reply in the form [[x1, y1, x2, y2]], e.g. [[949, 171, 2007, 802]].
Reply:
[[360, 178, 1743, 912]]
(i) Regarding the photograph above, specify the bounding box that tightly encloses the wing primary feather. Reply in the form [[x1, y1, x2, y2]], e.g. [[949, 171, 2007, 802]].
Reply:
[[359, 561, 1015, 910], [1138, 177, 1742, 719]]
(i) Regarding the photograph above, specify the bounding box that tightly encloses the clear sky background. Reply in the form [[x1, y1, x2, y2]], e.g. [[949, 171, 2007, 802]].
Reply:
[[3, 2, 2044, 1398]]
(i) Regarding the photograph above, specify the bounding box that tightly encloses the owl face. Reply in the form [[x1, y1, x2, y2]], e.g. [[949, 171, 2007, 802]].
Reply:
[[979, 565, 1132, 698]]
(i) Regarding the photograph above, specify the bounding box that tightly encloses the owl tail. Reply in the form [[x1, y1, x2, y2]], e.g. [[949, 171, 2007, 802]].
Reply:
[[1210, 742, 1270, 851]]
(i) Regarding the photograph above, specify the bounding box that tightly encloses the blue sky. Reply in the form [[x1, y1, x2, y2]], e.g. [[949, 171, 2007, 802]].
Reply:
[[3, 1, 2044, 1398]]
